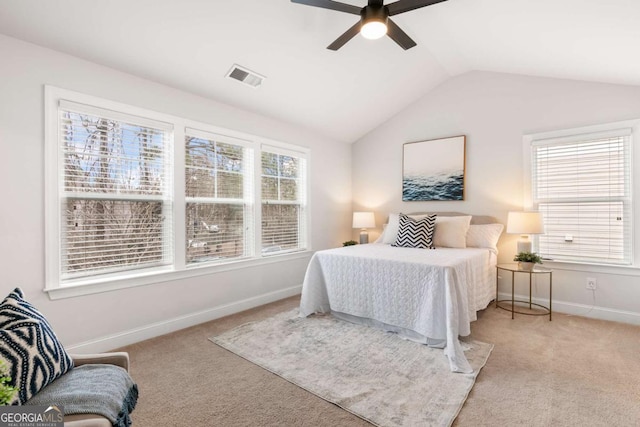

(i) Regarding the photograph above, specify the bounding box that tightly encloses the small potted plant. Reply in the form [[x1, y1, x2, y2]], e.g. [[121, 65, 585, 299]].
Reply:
[[0, 360, 17, 405], [343, 240, 357, 247], [513, 251, 543, 271]]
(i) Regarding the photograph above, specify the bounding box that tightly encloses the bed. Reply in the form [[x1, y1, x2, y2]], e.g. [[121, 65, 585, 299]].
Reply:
[[299, 213, 503, 373]]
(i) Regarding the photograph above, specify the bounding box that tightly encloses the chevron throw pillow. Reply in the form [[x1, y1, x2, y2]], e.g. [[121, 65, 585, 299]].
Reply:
[[0, 288, 74, 405], [392, 213, 437, 249]]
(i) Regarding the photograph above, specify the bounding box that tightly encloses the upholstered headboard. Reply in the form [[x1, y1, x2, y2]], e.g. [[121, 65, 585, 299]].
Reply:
[[407, 212, 500, 225]]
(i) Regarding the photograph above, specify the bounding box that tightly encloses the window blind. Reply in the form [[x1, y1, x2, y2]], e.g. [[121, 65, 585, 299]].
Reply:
[[185, 131, 254, 264], [531, 130, 632, 265], [261, 147, 308, 255], [59, 106, 173, 278], [47, 87, 313, 292]]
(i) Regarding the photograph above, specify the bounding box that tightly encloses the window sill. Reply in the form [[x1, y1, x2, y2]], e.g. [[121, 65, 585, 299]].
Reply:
[[541, 260, 640, 277], [45, 250, 313, 300]]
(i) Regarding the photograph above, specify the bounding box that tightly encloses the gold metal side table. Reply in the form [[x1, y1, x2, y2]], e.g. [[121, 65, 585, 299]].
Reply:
[[496, 263, 553, 321]]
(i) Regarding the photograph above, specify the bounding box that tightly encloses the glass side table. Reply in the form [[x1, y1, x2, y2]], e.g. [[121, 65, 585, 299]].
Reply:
[[496, 263, 553, 321]]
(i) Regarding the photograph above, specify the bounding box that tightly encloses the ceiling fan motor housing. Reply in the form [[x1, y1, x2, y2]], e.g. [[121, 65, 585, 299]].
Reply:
[[361, 4, 389, 28]]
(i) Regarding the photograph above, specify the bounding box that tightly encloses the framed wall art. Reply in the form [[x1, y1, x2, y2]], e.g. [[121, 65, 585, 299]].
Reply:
[[402, 135, 466, 201]]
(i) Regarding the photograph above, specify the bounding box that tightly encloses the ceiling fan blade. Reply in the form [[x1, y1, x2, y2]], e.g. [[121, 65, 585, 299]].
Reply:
[[291, 0, 361, 15], [387, 0, 448, 16], [327, 21, 361, 50], [386, 19, 417, 50]]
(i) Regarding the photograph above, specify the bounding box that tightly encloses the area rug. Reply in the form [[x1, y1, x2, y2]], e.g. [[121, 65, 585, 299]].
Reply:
[[210, 309, 493, 427]]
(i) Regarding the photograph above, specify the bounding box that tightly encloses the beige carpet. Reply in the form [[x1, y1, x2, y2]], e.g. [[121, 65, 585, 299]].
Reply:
[[120, 297, 640, 426], [211, 309, 492, 426]]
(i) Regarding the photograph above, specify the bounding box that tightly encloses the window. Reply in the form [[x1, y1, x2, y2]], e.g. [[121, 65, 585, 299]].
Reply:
[[261, 147, 308, 254], [529, 127, 632, 265], [185, 129, 254, 263], [57, 100, 173, 280], [46, 87, 310, 296]]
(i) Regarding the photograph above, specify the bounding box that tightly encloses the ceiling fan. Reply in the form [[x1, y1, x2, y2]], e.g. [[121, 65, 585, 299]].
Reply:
[[291, 0, 448, 50]]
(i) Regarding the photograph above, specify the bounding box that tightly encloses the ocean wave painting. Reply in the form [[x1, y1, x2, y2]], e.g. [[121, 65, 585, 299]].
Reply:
[[403, 171, 464, 201], [402, 136, 465, 201]]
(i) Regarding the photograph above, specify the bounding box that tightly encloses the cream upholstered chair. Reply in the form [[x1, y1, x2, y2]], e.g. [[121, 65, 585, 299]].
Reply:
[[1, 288, 136, 425], [62, 352, 131, 427]]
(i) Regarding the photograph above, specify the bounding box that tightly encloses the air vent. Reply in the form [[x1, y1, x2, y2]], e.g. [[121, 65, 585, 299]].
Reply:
[[225, 64, 266, 88]]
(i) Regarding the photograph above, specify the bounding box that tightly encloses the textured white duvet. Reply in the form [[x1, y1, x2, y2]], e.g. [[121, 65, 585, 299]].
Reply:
[[299, 243, 496, 373]]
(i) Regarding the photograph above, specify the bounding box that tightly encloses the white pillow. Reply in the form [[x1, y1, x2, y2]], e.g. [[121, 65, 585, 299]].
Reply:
[[381, 213, 431, 244], [374, 224, 387, 243], [466, 223, 504, 251], [433, 216, 472, 248], [381, 213, 399, 244]]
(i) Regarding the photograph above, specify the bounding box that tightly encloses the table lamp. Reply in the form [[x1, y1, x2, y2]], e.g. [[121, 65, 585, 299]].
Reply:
[[353, 212, 375, 244], [507, 211, 545, 253]]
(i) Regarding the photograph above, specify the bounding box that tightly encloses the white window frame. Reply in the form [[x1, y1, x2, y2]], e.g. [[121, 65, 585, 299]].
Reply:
[[184, 128, 256, 265], [56, 99, 175, 282], [523, 119, 640, 274], [45, 86, 311, 300], [260, 144, 309, 256]]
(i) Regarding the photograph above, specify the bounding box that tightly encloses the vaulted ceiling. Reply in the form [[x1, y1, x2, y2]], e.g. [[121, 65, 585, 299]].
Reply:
[[1, 0, 639, 143]]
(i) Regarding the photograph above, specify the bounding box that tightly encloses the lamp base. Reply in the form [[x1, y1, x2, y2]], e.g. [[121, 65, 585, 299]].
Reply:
[[517, 239, 532, 253], [359, 231, 369, 244]]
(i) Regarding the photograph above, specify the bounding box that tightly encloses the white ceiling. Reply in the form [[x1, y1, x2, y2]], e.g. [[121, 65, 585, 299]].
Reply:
[[1, 0, 639, 143]]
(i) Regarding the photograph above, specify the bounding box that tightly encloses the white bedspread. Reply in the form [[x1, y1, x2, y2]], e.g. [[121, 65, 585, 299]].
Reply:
[[299, 244, 495, 373]]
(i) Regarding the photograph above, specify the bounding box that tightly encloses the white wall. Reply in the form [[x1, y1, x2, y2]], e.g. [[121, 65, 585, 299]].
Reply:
[[352, 71, 640, 324], [0, 34, 352, 350]]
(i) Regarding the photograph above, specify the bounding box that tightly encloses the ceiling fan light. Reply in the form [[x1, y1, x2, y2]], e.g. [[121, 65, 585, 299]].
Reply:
[[361, 20, 387, 40]]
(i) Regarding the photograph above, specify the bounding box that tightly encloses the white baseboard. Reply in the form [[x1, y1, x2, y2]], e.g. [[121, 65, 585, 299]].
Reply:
[[67, 285, 302, 353], [69, 286, 638, 353], [496, 292, 640, 325]]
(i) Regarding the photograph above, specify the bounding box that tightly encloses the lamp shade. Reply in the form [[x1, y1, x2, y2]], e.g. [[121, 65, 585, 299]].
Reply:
[[352, 212, 375, 229], [507, 212, 545, 235]]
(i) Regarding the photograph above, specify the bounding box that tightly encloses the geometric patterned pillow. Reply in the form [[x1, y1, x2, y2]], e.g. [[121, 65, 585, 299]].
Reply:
[[392, 213, 437, 249], [0, 288, 74, 405]]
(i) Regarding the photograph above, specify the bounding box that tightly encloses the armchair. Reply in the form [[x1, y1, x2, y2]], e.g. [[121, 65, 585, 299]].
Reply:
[[62, 352, 131, 427], [0, 289, 137, 426], [25, 352, 136, 427]]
